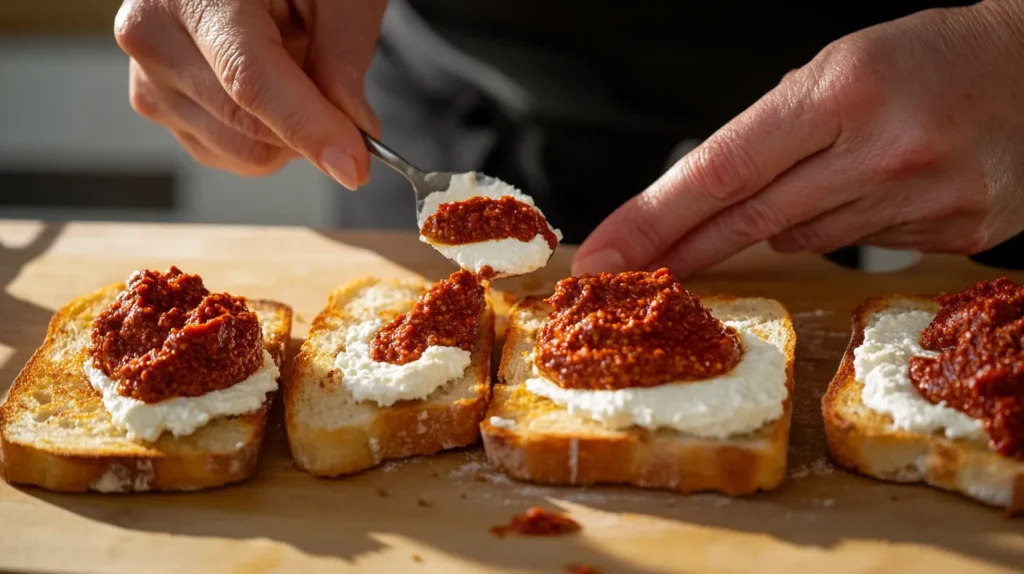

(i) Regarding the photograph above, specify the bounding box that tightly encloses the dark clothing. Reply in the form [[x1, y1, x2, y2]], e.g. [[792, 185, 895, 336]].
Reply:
[[347, 0, 1021, 270]]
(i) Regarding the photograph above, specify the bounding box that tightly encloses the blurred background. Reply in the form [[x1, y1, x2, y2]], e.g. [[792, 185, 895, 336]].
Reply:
[[0, 1, 1017, 271], [0, 0, 341, 228]]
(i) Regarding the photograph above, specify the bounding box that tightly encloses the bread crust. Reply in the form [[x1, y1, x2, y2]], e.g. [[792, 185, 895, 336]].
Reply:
[[822, 295, 1024, 515], [285, 277, 494, 477], [483, 295, 796, 496], [0, 283, 292, 493]]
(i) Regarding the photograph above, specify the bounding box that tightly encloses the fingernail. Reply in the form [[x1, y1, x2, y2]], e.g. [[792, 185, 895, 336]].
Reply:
[[571, 249, 626, 276], [321, 147, 358, 190]]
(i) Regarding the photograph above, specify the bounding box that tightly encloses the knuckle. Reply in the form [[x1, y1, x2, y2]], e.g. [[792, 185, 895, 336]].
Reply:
[[686, 135, 759, 204], [874, 125, 952, 182], [787, 225, 830, 252], [277, 110, 312, 147], [721, 199, 788, 244], [224, 102, 270, 141], [128, 81, 160, 120], [620, 194, 669, 257], [218, 48, 269, 112], [949, 228, 991, 254], [816, 36, 887, 118], [241, 142, 286, 172], [113, 0, 148, 57]]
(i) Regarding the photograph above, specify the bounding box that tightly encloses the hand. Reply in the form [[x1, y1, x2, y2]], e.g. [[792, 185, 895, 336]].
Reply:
[[115, 0, 386, 189], [573, 0, 1024, 277]]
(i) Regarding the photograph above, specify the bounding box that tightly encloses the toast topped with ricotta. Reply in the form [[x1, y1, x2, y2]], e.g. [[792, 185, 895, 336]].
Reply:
[[0, 268, 292, 492], [285, 271, 494, 477], [823, 278, 1024, 513], [482, 269, 795, 495]]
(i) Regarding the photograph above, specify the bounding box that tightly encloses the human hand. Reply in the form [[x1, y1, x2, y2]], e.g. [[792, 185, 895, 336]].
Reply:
[[573, 0, 1024, 277], [115, 0, 386, 189]]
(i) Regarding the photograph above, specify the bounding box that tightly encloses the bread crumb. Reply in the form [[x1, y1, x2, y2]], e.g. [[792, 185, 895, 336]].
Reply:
[[459, 492, 468, 499], [412, 554, 423, 563], [375, 486, 388, 498], [417, 497, 432, 508], [790, 457, 834, 479]]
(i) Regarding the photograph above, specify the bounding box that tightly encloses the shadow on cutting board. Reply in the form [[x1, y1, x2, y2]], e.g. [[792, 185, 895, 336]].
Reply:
[[0, 222, 66, 399]]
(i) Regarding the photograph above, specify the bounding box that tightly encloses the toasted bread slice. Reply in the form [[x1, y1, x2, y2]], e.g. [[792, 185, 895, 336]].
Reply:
[[285, 276, 494, 477], [482, 296, 795, 496], [0, 283, 292, 493], [823, 295, 1024, 514]]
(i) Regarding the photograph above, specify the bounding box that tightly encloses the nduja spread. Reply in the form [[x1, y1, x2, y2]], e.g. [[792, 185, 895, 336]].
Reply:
[[89, 266, 263, 403], [420, 196, 558, 250], [534, 268, 742, 390], [909, 277, 1024, 458], [371, 269, 485, 365], [490, 507, 581, 538]]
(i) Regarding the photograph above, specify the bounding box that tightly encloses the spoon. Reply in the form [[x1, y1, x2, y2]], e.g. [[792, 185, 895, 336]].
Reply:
[[362, 132, 555, 279], [362, 132, 497, 225]]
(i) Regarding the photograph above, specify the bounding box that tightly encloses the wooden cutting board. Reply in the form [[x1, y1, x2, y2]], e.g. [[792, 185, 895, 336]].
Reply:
[[1, 220, 1022, 574]]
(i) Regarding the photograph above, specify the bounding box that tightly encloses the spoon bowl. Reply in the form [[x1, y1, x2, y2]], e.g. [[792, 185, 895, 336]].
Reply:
[[362, 133, 550, 279]]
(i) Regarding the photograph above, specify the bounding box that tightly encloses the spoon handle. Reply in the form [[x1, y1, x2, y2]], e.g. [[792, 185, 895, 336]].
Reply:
[[362, 132, 425, 183]]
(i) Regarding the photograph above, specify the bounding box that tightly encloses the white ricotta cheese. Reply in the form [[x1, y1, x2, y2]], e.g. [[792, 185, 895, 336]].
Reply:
[[854, 308, 984, 440], [334, 312, 471, 408], [524, 325, 788, 439], [85, 349, 279, 442], [417, 172, 562, 277]]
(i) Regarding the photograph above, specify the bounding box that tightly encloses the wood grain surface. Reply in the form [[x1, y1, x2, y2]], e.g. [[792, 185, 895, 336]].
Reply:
[[1, 220, 1022, 574]]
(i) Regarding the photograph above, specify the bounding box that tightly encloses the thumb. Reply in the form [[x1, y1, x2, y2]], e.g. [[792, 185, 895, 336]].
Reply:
[[304, 0, 386, 142]]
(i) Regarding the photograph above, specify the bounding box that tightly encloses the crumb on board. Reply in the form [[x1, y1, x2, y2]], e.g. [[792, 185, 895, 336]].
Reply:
[[459, 492, 468, 499], [375, 486, 388, 498], [491, 507, 581, 539], [412, 554, 423, 563], [417, 497, 432, 508]]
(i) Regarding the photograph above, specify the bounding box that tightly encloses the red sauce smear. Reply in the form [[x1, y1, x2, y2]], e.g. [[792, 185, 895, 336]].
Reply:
[[89, 266, 262, 404], [909, 277, 1024, 459], [566, 565, 601, 574], [490, 507, 581, 538], [370, 269, 485, 365], [534, 268, 742, 390], [420, 196, 558, 250]]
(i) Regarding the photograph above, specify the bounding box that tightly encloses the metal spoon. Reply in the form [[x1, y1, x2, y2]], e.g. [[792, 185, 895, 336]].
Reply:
[[362, 132, 497, 225], [362, 132, 555, 279]]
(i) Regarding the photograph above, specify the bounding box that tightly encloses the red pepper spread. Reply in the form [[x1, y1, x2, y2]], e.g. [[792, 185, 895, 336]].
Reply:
[[371, 269, 486, 365], [909, 277, 1024, 459], [534, 268, 742, 390], [420, 196, 559, 250], [490, 507, 581, 538], [89, 267, 263, 404]]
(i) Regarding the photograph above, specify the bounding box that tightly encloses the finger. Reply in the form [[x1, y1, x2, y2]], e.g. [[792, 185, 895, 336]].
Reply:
[[855, 216, 991, 254], [300, 0, 386, 139], [647, 150, 862, 275], [182, 2, 370, 189], [765, 199, 894, 255], [115, 1, 284, 147], [172, 129, 229, 170], [572, 62, 843, 276], [132, 63, 293, 176]]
